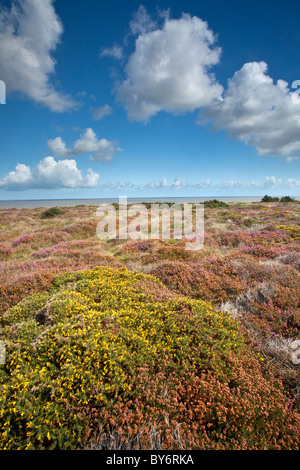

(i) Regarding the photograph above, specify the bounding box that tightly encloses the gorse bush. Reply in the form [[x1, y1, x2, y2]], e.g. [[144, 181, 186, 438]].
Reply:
[[277, 225, 300, 241], [40, 207, 64, 219], [0, 240, 122, 313], [1, 266, 299, 450], [0, 201, 299, 450], [204, 199, 229, 209]]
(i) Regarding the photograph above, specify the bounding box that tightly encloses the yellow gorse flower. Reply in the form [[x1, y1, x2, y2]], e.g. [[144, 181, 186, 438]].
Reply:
[[0, 266, 245, 450]]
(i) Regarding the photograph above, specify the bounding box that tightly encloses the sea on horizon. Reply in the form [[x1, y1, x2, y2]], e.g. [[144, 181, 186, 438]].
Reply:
[[0, 196, 299, 209]]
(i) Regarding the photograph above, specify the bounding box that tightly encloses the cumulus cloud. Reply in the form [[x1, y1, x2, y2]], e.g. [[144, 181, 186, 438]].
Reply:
[[100, 44, 123, 60], [203, 61, 300, 160], [203, 176, 300, 191], [96, 176, 300, 193], [0, 0, 77, 111], [117, 9, 223, 121], [0, 157, 100, 190], [129, 5, 158, 35], [90, 104, 113, 121], [47, 128, 123, 162], [111, 9, 300, 161], [2, 167, 293, 193], [263, 176, 300, 189], [141, 177, 187, 189]]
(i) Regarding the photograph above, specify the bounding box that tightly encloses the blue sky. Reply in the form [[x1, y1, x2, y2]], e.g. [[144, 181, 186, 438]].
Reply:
[[0, 0, 300, 199]]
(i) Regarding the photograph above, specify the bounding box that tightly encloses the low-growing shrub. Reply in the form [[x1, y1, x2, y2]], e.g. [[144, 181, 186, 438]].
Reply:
[[1, 266, 299, 450], [261, 195, 295, 203], [280, 196, 295, 203], [261, 195, 280, 202], [277, 226, 300, 241], [150, 257, 247, 304], [0, 248, 123, 313], [204, 200, 229, 209], [237, 245, 285, 259], [117, 240, 198, 265], [41, 207, 64, 219], [217, 229, 291, 248], [12, 231, 70, 249], [0, 243, 14, 260], [0, 202, 299, 450]]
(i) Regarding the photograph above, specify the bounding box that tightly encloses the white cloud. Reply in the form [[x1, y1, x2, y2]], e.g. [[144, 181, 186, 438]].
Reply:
[[205, 176, 300, 190], [117, 10, 223, 121], [90, 104, 113, 121], [113, 9, 300, 160], [47, 128, 123, 162], [0, 157, 100, 190], [141, 177, 187, 189], [3, 167, 295, 193], [95, 176, 300, 193], [100, 44, 123, 60], [129, 5, 157, 36], [203, 61, 300, 159], [284, 156, 299, 163], [263, 176, 300, 188], [0, 0, 77, 111]]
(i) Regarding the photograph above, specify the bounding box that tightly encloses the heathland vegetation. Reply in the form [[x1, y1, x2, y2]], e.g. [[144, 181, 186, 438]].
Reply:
[[0, 200, 299, 449]]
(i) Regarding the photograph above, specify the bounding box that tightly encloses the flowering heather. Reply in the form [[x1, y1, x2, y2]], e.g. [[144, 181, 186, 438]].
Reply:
[[0, 202, 299, 450], [217, 228, 291, 248], [150, 257, 247, 304], [12, 234, 34, 247], [278, 252, 300, 272], [119, 239, 197, 264], [235, 244, 286, 259], [225, 251, 299, 288], [62, 220, 98, 238], [12, 231, 70, 249], [1, 267, 299, 450], [248, 300, 300, 339], [0, 243, 14, 261], [31, 240, 108, 259], [276, 225, 300, 241], [0, 243, 122, 313]]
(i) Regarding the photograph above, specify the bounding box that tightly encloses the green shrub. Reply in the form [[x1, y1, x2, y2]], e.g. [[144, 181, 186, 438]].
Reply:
[[41, 207, 64, 219], [204, 199, 229, 208], [261, 195, 279, 202], [261, 195, 295, 203], [280, 196, 295, 203], [1, 267, 299, 450]]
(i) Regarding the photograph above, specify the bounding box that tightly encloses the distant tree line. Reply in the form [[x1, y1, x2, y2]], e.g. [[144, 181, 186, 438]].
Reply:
[[261, 195, 295, 203]]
